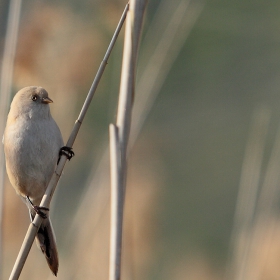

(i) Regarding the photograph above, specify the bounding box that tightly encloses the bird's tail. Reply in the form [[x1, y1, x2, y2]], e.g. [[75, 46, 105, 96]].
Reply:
[[35, 216, 59, 276]]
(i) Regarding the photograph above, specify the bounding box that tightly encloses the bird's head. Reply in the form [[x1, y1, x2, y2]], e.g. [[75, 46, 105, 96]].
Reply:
[[10, 86, 54, 119]]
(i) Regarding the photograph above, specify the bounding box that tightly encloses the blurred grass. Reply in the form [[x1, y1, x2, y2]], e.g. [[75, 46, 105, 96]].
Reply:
[[2, 0, 280, 279]]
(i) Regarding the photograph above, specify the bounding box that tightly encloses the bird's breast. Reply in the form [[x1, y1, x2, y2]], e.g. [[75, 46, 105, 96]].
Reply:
[[4, 116, 62, 201]]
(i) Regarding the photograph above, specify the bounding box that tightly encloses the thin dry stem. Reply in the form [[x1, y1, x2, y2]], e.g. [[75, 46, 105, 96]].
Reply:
[[109, 124, 122, 280], [0, 0, 22, 275], [109, 1, 147, 279]]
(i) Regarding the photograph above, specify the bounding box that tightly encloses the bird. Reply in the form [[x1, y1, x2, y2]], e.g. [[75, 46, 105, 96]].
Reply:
[[3, 86, 72, 276]]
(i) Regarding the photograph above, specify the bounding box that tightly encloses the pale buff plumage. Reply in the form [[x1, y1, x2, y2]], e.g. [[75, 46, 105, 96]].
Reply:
[[3, 86, 63, 276]]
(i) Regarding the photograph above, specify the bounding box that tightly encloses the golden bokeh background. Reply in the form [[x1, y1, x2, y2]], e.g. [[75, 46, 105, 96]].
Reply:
[[2, 0, 280, 279]]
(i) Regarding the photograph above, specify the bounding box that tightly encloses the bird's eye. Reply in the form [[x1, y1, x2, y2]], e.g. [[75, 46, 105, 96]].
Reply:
[[31, 95, 37, 101]]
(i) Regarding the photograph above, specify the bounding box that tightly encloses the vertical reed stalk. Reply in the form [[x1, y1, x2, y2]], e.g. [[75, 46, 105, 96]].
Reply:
[[0, 0, 22, 276], [109, 1, 147, 279]]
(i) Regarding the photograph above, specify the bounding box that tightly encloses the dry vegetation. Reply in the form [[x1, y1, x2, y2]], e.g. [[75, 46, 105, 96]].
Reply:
[[3, 1, 280, 280]]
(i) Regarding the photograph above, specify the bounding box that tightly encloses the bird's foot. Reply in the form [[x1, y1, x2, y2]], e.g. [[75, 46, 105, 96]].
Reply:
[[26, 196, 49, 219], [58, 146, 75, 164]]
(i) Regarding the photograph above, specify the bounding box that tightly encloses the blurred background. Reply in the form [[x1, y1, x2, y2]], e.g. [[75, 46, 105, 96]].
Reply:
[[1, 0, 280, 279]]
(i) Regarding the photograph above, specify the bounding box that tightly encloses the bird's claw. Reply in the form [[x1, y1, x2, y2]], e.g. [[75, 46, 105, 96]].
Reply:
[[33, 205, 49, 219], [58, 146, 75, 163], [26, 196, 49, 219]]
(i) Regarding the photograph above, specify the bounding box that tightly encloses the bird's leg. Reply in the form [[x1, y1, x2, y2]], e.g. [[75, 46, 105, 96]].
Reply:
[[58, 146, 75, 164], [26, 196, 49, 219]]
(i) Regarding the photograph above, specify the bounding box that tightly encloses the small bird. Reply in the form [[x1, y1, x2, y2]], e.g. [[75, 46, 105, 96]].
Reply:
[[3, 86, 69, 276]]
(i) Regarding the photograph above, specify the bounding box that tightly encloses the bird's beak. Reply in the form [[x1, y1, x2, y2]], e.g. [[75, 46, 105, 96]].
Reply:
[[42, 97, 53, 104]]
